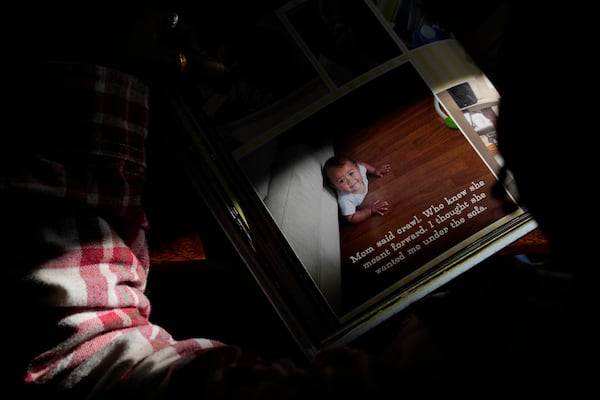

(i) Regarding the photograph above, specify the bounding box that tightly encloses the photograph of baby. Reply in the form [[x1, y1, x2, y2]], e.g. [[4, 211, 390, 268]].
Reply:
[[323, 156, 392, 224], [239, 63, 523, 317]]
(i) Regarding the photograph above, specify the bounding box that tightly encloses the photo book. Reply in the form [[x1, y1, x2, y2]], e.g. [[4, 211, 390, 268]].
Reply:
[[163, 0, 536, 358]]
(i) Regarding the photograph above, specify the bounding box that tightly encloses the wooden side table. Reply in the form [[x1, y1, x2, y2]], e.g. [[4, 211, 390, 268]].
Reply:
[[495, 227, 551, 255]]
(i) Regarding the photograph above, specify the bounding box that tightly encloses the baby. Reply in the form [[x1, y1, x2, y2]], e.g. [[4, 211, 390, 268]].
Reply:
[[323, 155, 391, 223]]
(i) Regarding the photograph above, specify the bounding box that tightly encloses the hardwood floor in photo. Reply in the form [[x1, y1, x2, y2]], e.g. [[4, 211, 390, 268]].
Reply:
[[334, 94, 519, 313]]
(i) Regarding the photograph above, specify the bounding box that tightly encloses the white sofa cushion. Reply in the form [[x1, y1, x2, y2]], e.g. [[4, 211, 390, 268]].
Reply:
[[264, 143, 341, 313]]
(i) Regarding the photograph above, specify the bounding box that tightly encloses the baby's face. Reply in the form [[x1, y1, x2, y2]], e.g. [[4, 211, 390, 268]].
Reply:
[[327, 161, 365, 194]]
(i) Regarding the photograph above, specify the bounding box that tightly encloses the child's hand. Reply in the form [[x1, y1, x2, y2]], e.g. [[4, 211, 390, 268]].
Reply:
[[371, 200, 390, 216], [374, 163, 391, 177]]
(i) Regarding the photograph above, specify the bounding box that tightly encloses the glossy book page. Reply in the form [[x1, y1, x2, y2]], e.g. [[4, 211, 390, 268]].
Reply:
[[169, 0, 537, 356]]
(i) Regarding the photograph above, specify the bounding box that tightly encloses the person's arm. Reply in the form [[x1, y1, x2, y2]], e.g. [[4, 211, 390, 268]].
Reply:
[[361, 161, 392, 178], [5, 60, 235, 397], [345, 199, 390, 223]]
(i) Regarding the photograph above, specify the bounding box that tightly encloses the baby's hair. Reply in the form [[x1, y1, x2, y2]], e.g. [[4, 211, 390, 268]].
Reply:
[[322, 155, 358, 186]]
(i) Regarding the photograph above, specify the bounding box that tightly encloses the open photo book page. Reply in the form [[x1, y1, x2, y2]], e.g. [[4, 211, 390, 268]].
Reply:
[[237, 62, 532, 324], [175, 0, 536, 351]]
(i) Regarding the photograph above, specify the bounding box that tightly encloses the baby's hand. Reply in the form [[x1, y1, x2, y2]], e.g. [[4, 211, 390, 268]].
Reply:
[[371, 200, 390, 216], [374, 163, 391, 177]]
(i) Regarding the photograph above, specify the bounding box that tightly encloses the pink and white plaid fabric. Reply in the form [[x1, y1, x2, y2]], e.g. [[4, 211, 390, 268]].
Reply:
[[2, 62, 234, 397]]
